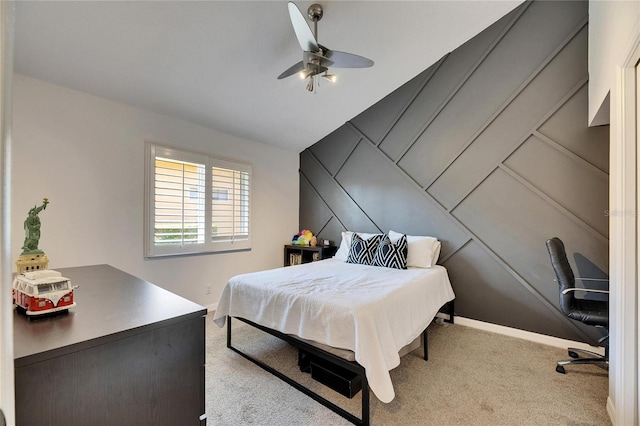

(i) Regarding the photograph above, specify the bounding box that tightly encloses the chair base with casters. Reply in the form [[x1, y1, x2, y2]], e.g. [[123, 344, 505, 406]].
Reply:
[[556, 338, 609, 374]]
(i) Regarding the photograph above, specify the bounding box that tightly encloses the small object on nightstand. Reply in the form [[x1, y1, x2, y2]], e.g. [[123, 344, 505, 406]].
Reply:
[[322, 239, 331, 247], [293, 229, 315, 246]]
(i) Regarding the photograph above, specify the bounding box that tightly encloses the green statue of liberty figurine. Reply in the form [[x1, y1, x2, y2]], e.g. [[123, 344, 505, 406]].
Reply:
[[21, 198, 49, 255]]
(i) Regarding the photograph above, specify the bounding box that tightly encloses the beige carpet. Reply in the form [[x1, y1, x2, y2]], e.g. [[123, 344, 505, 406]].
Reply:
[[205, 314, 609, 425]]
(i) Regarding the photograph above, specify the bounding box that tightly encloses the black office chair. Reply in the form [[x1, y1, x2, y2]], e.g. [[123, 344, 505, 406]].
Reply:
[[545, 237, 609, 374]]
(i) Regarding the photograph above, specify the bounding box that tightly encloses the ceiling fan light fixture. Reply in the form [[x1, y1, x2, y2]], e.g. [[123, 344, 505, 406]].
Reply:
[[322, 73, 336, 83], [298, 67, 316, 80]]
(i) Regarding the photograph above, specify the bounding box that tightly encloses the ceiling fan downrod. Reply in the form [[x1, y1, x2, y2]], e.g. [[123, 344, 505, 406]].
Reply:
[[307, 4, 323, 42], [306, 4, 323, 93]]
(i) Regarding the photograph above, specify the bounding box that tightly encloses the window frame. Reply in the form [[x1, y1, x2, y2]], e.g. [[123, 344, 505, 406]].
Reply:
[[144, 142, 252, 258]]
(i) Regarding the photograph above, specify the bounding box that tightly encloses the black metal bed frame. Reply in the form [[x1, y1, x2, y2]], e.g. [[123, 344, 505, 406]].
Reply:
[[226, 300, 454, 426]]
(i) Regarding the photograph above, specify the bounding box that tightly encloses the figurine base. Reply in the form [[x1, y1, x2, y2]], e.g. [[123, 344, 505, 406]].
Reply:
[[16, 253, 50, 274]]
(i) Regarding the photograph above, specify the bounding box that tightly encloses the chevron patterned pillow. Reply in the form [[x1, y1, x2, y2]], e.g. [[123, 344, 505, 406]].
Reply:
[[372, 234, 408, 269], [346, 233, 383, 265]]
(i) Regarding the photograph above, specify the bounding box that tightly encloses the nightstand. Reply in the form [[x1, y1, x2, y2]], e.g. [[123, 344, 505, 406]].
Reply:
[[284, 244, 337, 266]]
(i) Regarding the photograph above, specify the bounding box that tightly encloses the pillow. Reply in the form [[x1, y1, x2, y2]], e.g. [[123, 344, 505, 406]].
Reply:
[[431, 241, 441, 265], [372, 234, 408, 269], [334, 231, 380, 261], [346, 233, 383, 265], [388, 230, 440, 268]]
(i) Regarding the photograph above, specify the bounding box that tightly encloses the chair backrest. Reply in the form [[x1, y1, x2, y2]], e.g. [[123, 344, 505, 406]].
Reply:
[[545, 237, 575, 315]]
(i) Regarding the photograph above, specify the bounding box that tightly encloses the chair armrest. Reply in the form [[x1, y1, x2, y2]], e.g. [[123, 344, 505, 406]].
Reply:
[[561, 288, 609, 295], [575, 277, 609, 282]]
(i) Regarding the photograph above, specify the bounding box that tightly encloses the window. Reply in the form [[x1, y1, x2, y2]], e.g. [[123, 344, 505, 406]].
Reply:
[[212, 189, 229, 201], [145, 143, 251, 257]]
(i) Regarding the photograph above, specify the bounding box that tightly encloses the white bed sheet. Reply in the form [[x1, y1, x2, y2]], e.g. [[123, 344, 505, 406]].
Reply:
[[213, 258, 455, 403]]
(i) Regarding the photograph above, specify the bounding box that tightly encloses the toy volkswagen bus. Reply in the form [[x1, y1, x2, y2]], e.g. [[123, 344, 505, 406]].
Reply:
[[12, 270, 76, 316]]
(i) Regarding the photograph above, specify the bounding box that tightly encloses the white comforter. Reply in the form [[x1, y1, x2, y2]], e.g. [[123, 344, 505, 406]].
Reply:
[[213, 258, 455, 403]]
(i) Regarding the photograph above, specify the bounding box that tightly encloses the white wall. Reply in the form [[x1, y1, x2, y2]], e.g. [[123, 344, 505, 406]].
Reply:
[[588, 0, 640, 126], [11, 74, 300, 307], [589, 2, 640, 424]]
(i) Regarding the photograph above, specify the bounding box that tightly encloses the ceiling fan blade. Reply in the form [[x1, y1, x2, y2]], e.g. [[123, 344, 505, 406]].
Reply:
[[278, 61, 306, 80], [325, 50, 374, 68], [288, 2, 319, 52]]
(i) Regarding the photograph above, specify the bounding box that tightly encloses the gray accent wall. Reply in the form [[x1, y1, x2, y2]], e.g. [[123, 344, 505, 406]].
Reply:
[[299, 0, 610, 345]]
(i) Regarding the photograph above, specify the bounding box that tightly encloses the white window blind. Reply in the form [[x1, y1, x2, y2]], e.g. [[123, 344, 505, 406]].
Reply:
[[145, 143, 251, 257], [212, 159, 250, 244]]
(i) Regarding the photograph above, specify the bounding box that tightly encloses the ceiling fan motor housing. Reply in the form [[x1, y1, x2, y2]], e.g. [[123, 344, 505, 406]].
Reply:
[[307, 4, 323, 22]]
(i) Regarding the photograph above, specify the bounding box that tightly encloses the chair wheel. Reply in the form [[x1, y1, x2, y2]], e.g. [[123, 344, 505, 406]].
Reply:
[[568, 350, 579, 358], [556, 365, 566, 374]]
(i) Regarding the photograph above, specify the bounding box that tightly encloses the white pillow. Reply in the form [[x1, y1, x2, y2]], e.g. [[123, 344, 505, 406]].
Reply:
[[334, 231, 381, 261], [388, 230, 440, 268], [431, 241, 441, 266]]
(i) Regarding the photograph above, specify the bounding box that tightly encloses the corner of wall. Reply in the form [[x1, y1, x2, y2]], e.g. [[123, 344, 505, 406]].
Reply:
[[588, 0, 640, 128], [589, 91, 610, 127]]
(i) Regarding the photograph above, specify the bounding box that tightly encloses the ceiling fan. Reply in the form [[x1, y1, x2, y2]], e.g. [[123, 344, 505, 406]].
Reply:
[[278, 2, 374, 92]]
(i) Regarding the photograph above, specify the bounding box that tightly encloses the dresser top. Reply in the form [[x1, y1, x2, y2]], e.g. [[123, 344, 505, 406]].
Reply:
[[14, 264, 206, 366]]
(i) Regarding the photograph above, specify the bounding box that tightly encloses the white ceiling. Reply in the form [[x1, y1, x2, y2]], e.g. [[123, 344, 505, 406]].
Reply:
[[13, 1, 522, 153]]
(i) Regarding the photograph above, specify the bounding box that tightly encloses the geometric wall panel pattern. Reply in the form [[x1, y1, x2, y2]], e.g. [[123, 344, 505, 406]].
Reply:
[[300, 1, 609, 344]]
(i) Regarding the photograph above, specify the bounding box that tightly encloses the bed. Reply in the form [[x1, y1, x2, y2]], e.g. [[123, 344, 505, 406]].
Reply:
[[213, 245, 455, 425]]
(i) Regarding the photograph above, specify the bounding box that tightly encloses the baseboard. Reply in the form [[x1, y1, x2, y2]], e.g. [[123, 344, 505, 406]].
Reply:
[[606, 396, 616, 425], [452, 316, 606, 355], [206, 303, 217, 313]]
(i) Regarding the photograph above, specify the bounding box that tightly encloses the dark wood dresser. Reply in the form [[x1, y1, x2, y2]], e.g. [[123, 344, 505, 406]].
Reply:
[[13, 264, 207, 426]]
